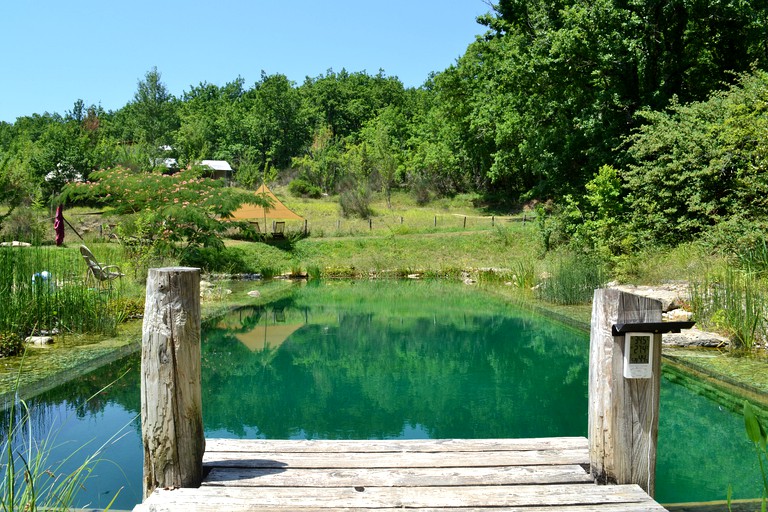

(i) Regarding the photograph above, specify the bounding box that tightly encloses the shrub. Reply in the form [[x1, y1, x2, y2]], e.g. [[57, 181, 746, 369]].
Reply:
[[0, 207, 48, 245], [180, 246, 249, 274], [339, 181, 373, 219], [702, 215, 768, 263], [61, 166, 267, 253], [288, 178, 322, 199], [0, 332, 23, 358]]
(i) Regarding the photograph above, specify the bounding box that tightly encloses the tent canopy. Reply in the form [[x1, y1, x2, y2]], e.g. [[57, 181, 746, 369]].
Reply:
[[229, 184, 304, 221], [231, 323, 304, 352]]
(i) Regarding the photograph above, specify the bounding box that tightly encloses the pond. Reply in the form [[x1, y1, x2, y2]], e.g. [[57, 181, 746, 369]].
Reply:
[[3, 280, 762, 509]]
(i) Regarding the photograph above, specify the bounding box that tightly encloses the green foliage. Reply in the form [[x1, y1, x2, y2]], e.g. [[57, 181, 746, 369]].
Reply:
[[624, 71, 768, 248], [60, 166, 268, 257], [338, 179, 373, 219], [739, 239, 768, 278], [0, 247, 120, 337], [128, 67, 178, 148], [0, 153, 36, 231], [690, 268, 765, 350], [0, 332, 23, 358], [0, 207, 48, 245], [180, 246, 249, 273], [288, 178, 322, 198], [741, 401, 768, 508], [536, 253, 607, 305], [107, 297, 145, 322]]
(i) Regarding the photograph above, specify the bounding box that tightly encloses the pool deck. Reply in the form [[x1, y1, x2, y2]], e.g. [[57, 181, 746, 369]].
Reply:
[[133, 437, 667, 511]]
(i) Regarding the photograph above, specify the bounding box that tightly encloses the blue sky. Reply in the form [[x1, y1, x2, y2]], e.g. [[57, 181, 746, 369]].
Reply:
[[0, 0, 490, 123]]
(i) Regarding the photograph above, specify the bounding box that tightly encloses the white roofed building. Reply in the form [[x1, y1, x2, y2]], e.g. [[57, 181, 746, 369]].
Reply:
[[200, 160, 233, 181]]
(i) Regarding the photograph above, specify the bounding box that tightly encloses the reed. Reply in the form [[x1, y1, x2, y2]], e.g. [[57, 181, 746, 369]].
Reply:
[[535, 254, 607, 305], [1, 357, 123, 511], [690, 267, 765, 350], [0, 246, 119, 339], [739, 238, 768, 277]]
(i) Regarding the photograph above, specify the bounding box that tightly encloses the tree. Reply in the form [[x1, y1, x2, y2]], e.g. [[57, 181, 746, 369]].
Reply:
[[435, 0, 768, 201], [622, 71, 768, 249], [128, 67, 178, 150], [361, 106, 405, 208], [244, 72, 309, 170], [292, 124, 343, 193], [60, 166, 269, 253]]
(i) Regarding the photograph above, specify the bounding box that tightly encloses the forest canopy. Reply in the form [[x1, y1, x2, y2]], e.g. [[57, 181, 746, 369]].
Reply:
[[1, 0, 768, 257]]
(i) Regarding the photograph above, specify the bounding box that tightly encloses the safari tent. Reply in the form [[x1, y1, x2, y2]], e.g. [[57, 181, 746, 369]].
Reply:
[[228, 184, 303, 222], [228, 184, 304, 235]]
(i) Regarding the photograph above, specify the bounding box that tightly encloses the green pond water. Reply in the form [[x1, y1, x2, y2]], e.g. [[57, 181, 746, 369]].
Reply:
[[4, 280, 762, 509]]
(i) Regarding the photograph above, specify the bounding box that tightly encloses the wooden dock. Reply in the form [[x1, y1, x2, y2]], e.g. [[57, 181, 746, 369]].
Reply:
[[134, 436, 667, 511]]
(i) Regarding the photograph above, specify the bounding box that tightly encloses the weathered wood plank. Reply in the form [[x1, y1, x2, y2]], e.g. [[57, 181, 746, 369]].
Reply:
[[138, 506, 665, 512], [203, 447, 588, 468], [589, 289, 662, 496], [141, 267, 204, 499], [204, 436, 587, 454], [203, 464, 594, 487], [138, 483, 665, 510]]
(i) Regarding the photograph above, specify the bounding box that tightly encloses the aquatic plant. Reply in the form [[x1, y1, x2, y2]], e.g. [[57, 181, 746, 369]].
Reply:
[[0, 246, 120, 339], [690, 268, 765, 350], [535, 253, 606, 305], [1, 359, 123, 511], [730, 401, 768, 511], [0, 332, 23, 358]]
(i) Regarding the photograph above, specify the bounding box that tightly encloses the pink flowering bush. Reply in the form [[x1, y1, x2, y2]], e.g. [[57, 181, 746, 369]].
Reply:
[[60, 166, 268, 253]]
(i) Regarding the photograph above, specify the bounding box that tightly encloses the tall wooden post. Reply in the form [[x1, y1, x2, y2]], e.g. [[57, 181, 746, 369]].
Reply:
[[141, 267, 204, 499], [589, 288, 662, 497]]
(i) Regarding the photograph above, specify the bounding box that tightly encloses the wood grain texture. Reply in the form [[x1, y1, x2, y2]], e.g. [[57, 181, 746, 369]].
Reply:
[[135, 437, 667, 511], [141, 267, 204, 499], [136, 483, 666, 510], [589, 288, 662, 496], [203, 464, 594, 487]]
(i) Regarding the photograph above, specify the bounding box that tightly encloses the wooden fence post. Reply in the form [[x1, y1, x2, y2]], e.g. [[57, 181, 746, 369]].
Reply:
[[141, 267, 204, 499], [589, 288, 662, 497]]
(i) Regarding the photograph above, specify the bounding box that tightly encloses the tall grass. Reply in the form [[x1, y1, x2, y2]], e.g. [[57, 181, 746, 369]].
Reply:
[[536, 254, 607, 305], [0, 247, 119, 338], [739, 238, 768, 277], [1, 358, 123, 511], [690, 267, 765, 350]]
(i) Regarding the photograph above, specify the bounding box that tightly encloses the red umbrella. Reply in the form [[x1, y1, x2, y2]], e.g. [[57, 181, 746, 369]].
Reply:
[[54, 205, 64, 246]]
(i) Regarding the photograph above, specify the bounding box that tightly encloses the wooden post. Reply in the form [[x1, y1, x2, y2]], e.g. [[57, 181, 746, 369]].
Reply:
[[463, 216, 467, 229], [304, 219, 308, 235], [369, 218, 372, 230], [141, 267, 204, 499], [492, 216, 495, 227], [434, 216, 437, 227], [589, 288, 662, 497]]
